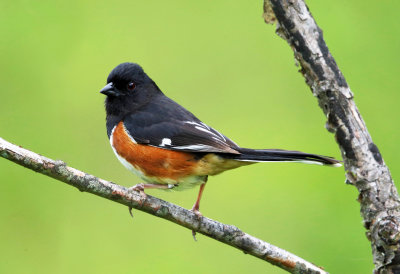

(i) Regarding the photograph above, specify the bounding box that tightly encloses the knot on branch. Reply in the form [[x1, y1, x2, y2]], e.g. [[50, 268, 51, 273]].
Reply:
[[370, 216, 400, 270], [377, 217, 400, 246]]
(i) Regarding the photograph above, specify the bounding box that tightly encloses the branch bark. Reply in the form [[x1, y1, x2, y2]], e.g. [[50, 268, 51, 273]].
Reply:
[[263, 1, 400, 272], [0, 137, 326, 274]]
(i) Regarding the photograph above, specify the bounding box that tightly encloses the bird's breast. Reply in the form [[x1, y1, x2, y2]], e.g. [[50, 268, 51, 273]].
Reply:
[[110, 121, 205, 186]]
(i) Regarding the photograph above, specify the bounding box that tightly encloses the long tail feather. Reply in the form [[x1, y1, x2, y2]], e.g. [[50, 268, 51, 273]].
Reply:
[[232, 148, 341, 166]]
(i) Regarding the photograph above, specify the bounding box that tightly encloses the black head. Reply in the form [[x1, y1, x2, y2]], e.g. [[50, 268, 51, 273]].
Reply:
[[101, 63, 162, 134], [100, 62, 155, 98]]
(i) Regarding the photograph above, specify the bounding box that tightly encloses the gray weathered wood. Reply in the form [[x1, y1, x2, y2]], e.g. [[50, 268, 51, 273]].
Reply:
[[263, 0, 400, 272], [0, 137, 327, 274]]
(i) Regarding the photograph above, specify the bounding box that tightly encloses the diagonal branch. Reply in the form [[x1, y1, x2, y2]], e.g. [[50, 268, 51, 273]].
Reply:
[[263, 0, 400, 272], [0, 137, 327, 274]]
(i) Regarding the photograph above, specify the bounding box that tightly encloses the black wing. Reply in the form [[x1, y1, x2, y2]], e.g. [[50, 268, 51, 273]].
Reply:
[[122, 97, 240, 154]]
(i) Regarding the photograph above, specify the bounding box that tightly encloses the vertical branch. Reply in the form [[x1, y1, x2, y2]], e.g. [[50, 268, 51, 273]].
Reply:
[[263, 0, 400, 272]]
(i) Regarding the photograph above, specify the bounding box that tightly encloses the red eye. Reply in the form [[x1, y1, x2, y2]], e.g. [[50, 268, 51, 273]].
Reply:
[[127, 82, 135, 91]]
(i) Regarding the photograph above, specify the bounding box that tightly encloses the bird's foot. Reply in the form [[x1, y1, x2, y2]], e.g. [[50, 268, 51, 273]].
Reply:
[[191, 230, 197, 241], [190, 206, 203, 241], [129, 183, 147, 199], [190, 207, 203, 218], [127, 184, 148, 217], [127, 183, 175, 217]]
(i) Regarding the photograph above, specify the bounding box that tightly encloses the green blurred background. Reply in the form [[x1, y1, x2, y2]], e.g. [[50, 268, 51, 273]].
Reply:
[[1, 0, 399, 273]]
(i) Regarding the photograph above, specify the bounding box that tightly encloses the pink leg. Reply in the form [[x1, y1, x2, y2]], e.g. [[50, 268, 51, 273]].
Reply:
[[191, 183, 206, 216], [191, 182, 207, 241]]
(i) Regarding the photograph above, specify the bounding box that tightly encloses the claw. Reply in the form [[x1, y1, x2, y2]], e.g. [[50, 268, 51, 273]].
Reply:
[[192, 230, 197, 241], [129, 183, 147, 199], [189, 182, 206, 241], [191, 208, 203, 218], [190, 208, 203, 241], [126, 183, 173, 219], [127, 184, 147, 219]]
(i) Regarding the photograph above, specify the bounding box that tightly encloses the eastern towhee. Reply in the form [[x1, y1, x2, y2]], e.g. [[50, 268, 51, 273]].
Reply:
[[100, 63, 341, 216]]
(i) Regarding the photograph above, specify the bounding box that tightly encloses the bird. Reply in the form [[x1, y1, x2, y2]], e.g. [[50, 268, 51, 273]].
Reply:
[[100, 62, 341, 217]]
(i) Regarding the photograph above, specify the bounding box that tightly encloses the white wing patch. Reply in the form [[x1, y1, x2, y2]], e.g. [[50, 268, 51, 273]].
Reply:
[[200, 122, 211, 130], [171, 144, 220, 151], [160, 138, 172, 146], [185, 121, 226, 142], [194, 126, 211, 134]]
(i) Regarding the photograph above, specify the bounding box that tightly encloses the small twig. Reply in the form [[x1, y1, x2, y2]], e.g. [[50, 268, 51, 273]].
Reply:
[[0, 137, 326, 274], [264, 0, 400, 272]]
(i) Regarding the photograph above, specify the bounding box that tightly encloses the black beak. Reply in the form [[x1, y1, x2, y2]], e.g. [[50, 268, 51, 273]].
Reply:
[[100, 82, 120, 96]]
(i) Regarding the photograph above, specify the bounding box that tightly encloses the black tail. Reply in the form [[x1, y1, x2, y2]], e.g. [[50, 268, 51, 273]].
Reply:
[[231, 148, 341, 166]]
